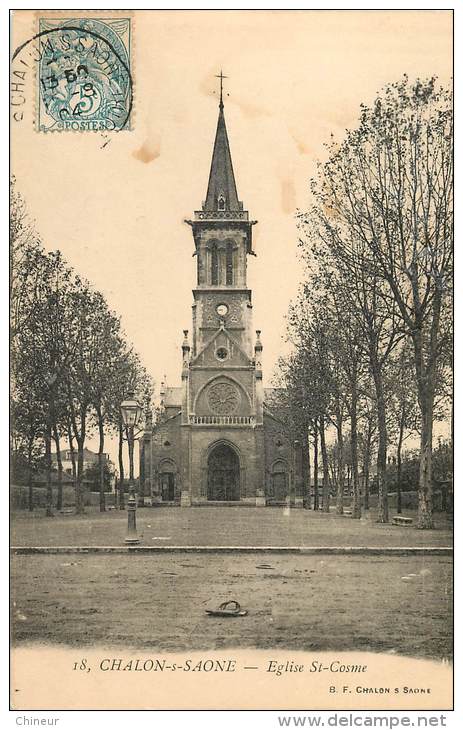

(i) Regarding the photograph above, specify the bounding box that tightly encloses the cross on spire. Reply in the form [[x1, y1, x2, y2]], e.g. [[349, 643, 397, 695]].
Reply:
[[215, 70, 228, 109]]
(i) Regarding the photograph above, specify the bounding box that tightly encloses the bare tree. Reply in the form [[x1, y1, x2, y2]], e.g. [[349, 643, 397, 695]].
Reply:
[[301, 77, 452, 527], [11, 185, 154, 518]]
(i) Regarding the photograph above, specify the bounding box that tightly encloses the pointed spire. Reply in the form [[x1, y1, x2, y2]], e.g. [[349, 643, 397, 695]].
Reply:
[[182, 329, 190, 353], [203, 73, 242, 213]]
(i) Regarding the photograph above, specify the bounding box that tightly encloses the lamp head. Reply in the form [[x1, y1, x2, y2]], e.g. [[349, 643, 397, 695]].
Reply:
[[121, 391, 143, 429]]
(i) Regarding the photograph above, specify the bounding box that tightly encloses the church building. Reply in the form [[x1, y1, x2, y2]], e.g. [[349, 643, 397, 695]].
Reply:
[[140, 83, 303, 507]]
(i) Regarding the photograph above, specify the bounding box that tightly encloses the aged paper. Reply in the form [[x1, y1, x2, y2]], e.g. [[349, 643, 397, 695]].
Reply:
[[10, 9, 453, 713]]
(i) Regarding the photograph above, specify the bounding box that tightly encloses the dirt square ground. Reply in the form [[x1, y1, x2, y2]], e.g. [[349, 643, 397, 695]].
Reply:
[[11, 505, 453, 548], [11, 553, 452, 660]]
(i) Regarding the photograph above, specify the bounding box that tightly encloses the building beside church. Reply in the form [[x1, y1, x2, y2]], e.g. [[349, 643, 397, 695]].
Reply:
[[140, 88, 303, 507]]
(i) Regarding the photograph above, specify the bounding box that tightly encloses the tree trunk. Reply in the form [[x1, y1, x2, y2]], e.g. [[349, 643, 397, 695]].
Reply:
[[351, 383, 361, 519], [363, 421, 372, 511], [67, 421, 77, 484], [363, 451, 370, 512], [27, 436, 34, 512], [74, 437, 85, 514], [313, 419, 319, 511], [303, 427, 311, 509], [417, 392, 434, 529], [139, 439, 145, 507], [396, 407, 405, 514], [411, 284, 442, 529], [320, 416, 330, 513], [44, 423, 53, 517], [73, 408, 87, 515], [118, 419, 125, 509], [96, 406, 106, 512], [372, 364, 388, 523], [52, 425, 63, 511], [328, 460, 336, 494], [335, 408, 344, 515]]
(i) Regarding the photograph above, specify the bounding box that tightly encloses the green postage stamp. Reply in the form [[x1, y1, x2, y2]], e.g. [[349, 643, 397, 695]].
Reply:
[[36, 16, 132, 132]]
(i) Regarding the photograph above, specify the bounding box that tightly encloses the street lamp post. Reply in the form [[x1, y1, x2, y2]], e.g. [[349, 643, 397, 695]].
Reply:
[[121, 391, 143, 545]]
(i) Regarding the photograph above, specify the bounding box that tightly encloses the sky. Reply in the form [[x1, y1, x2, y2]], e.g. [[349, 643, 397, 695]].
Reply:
[[11, 9, 453, 468]]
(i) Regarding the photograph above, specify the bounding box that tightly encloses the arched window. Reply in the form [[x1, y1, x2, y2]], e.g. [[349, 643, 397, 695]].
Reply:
[[211, 243, 218, 285], [218, 194, 225, 211], [226, 242, 233, 285]]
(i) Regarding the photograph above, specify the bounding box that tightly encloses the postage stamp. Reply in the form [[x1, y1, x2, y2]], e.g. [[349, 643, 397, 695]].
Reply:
[[35, 17, 132, 132]]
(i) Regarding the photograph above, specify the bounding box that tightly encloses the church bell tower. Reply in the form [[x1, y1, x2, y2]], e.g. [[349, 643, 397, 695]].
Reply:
[[186, 75, 257, 359], [142, 74, 299, 509], [180, 73, 265, 506]]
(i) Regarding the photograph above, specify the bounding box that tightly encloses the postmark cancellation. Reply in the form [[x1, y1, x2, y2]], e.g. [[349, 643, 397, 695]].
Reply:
[[35, 16, 132, 133]]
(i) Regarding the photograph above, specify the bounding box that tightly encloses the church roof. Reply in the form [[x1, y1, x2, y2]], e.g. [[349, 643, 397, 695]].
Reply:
[[203, 101, 242, 212], [163, 387, 182, 407], [263, 388, 288, 424]]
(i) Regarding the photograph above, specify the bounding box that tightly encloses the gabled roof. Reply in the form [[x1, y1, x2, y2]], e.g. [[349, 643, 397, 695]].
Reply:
[[158, 409, 181, 424], [191, 325, 252, 367], [203, 103, 242, 212], [263, 388, 288, 425], [163, 387, 182, 407], [263, 402, 286, 426]]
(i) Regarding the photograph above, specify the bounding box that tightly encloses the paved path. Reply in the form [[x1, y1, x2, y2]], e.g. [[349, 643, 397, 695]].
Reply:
[[11, 545, 452, 555], [11, 506, 453, 548]]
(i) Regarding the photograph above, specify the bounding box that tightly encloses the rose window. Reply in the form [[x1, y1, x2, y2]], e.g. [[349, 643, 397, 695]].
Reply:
[[207, 382, 240, 415]]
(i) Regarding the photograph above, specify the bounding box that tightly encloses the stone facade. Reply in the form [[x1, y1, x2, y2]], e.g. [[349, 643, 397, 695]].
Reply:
[[140, 95, 301, 507]]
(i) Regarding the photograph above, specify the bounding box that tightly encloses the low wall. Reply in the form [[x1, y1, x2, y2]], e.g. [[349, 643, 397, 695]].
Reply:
[[367, 491, 418, 510], [10, 485, 116, 510], [363, 490, 448, 512]]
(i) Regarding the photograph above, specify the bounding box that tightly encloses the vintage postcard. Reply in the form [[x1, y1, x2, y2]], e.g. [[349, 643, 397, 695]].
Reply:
[[10, 8, 453, 714]]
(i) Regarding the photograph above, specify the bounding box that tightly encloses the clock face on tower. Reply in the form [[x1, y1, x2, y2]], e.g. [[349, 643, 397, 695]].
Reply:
[[216, 303, 229, 317]]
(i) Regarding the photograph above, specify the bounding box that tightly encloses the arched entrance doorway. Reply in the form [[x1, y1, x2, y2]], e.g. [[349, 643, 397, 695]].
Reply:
[[207, 443, 240, 501], [158, 459, 177, 502]]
